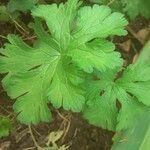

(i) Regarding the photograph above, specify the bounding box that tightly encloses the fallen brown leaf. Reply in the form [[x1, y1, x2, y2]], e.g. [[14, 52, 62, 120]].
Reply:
[[137, 28, 150, 44]]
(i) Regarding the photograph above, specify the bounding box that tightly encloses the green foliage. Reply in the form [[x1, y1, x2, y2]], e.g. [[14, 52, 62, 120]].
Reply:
[[0, 1, 150, 144], [0, 0, 127, 125], [0, 2, 150, 150], [83, 42, 150, 131], [123, 0, 150, 19], [0, 116, 12, 138], [83, 41, 150, 131], [83, 63, 150, 131]]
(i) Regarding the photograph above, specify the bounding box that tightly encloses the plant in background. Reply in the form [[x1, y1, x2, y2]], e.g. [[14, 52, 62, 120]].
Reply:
[[122, 0, 150, 19], [7, 0, 43, 13], [90, 0, 150, 19], [90, 0, 123, 13], [0, 116, 12, 138], [0, 0, 41, 23]]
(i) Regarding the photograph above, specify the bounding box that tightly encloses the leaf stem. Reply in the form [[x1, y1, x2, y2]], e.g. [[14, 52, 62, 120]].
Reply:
[[0, 35, 7, 39]]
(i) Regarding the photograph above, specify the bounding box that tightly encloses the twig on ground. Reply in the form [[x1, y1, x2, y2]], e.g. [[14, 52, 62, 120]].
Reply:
[[0, 35, 7, 39], [32, 127, 42, 137], [28, 125, 44, 150], [22, 147, 36, 150], [9, 15, 30, 38], [0, 105, 13, 115], [61, 117, 71, 144], [56, 110, 69, 122]]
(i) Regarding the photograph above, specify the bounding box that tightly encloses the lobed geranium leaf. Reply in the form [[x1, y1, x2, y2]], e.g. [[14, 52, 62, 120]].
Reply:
[[83, 69, 119, 131], [68, 39, 123, 73], [0, 0, 127, 125], [117, 64, 150, 106], [83, 63, 150, 131], [72, 5, 127, 45], [1, 34, 60, 124], [83, 81, 118, 131], [32, 0, 80, 50]]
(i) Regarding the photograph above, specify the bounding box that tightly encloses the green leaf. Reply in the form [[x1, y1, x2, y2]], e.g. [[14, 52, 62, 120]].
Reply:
[[0, 34, 60, 73], [32, 0, 80, 49], [112, 109, 150, 150], [115, 63, 150, 130], [1, 34, 58, 124], [83, 62, 150, 131], [0, 117, 12, 138], [83, 81, 118, 131], [7, 0, 38, 12], [72, 5, 127, 45], [68, 39, 123, 73], [68, 4, 127, 73], [115, 42, 150, 130], [47, 62, 85, 112], [83, 69, 119, 131], [116, 64, 150, 106], [0, 0, 127, 125], [115, 87, 150, 130], [0, 33, 85, 124]]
